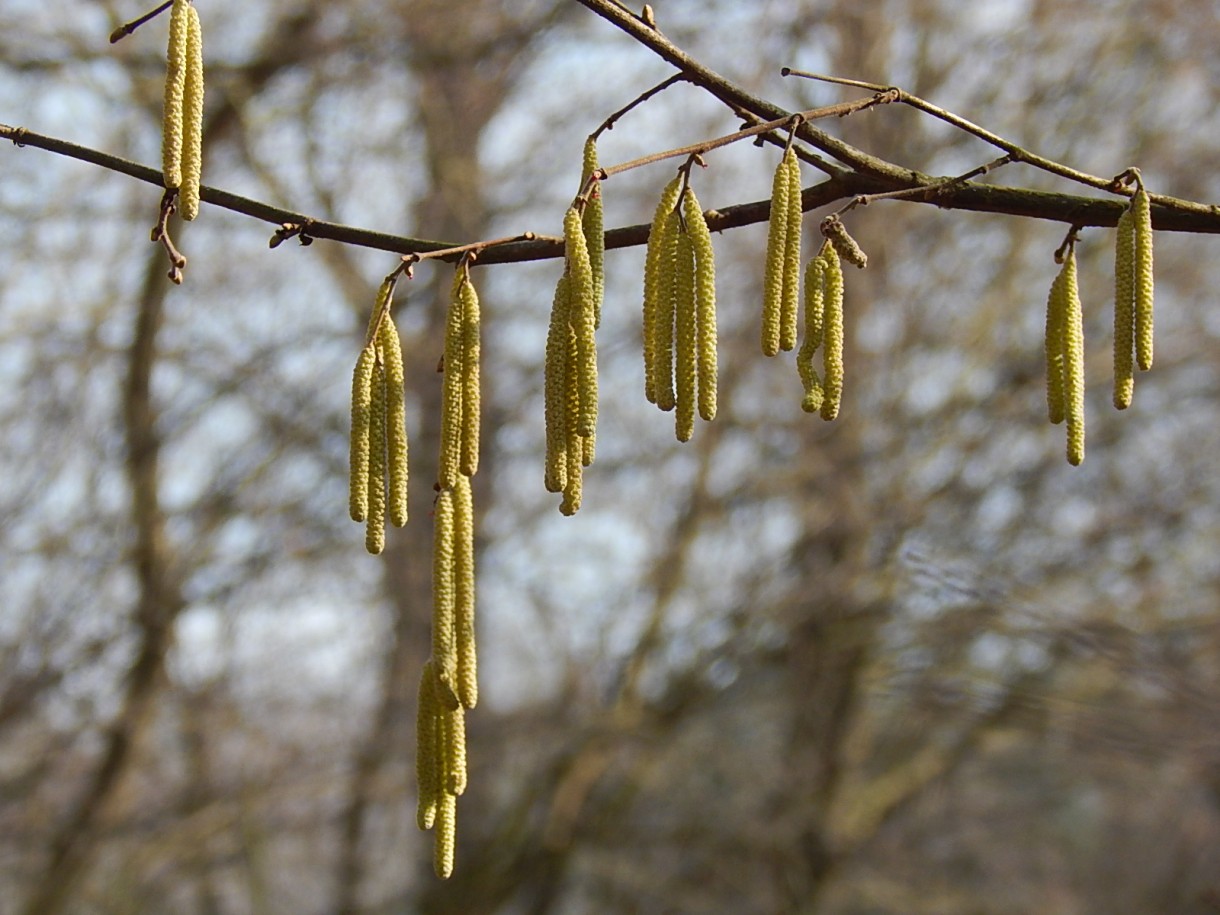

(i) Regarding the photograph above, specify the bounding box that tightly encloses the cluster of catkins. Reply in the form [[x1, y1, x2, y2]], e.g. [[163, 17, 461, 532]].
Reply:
[[161, 0, 203, 220], [1043, 175, 1155, 466]]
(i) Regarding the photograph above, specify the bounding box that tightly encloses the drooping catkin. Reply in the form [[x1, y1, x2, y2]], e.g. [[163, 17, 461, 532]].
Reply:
[[652, 207, 681, 413], [819, 245, 845, 421], [161, 0, 189, 190], [179, 3, 204, 221], [564, 206, 599, 439], [797, 248, 827, 414], [674, 220, 697, 442], [439, 272, 467, 491], [432, 488, 459, 709], [1132, 186, 1155, 371], [416, 661, 439, 830], [544, 274, 571, 494], [581, 137, 605, 329], [1113, 207, 1135, 410], [348, 344, 376, 523], [458, 274, 481, 478], [433, 791, 457, 879], [560, 322, 584, 516], [762, 151, 792, 357], [780, 149, 803, 352], [379, 316, 409, 526], [643, 177, 684, 403], [683, 188, 718, 423], [365, 360, 387, 554], [453, 474, 477, 710], [444, 705, 468, 797], [1060, 247, 1086, 466]]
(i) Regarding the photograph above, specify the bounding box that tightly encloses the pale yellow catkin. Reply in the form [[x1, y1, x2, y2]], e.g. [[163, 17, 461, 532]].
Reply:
[[438, 272, 466, 491], [453, 474, 477, 710], [1113, 207, 1135, 410], [643, 177, 684, 403], [416, 660, 439, 831], [653, 208, 681, 412], [761, 151, 791, 357], [459, 274, 481, 478], [432, 488, 459, 709], [1044, 260, 1068, 426], [1132, 186, 1154, 371], [564, 206, 599, 439], [560, 322, 584, 516], [365, 360, 387, 554], [179, 3, 204, 221], [797, 248, 827, 414], [581, 137, 605, 329], [348, 344, 376, 522], [780, 149, 803, 352], [161, 0, 189, 190], [378, 316, 409, 527], [445, 705, 468, 797], [433, 791, 457, 879], [674, 220, 697, 443], [820, 245, 844, 421], [683, 188, 718, 423], [1061, 248, 1086, 466], [543, 274, 571, 494]]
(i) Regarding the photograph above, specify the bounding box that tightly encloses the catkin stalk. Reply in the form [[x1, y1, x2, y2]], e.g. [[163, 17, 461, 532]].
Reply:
[[820, 245, 844, 421], [761, 151, 791, 357], [161, 0, 189, 190], [1132, 186, 1154, 371], [179, 3, 204, 221], [674, 222, 697, 442], [683, 188, 718, 423], [581, 138, 605, 329], [780, 150, 803, 352], [459, 275, 481, 478], [643, 177, 684, 403], [439, 273, 466, 490], [454, 475, 477, 710], [365, 360, 387, 554], [1113, 207, 1135, 410], [379, 316, 409, 526]]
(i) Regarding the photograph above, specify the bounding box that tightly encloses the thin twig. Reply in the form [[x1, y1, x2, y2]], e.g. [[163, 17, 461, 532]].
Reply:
[[399, 232, 540, 267], [782, 68, 1130, 196], [832, 155, 1014, 216], [591, 74, 687, 140], [109, 0, 175, 44], [149, 189, 187, 284]]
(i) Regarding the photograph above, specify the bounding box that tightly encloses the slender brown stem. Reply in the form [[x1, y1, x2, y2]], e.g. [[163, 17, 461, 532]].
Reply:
[[591, 74, 687, 140], [109, 0, 175, 44], [832, 155, 1014, 216], [400, 232, 538, 267]]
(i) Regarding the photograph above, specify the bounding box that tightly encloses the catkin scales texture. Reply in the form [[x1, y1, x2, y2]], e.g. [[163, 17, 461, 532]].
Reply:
[[643, 177, 684, 404], [761, 151, 792, 357], [1132, 187, 1155, 371], [684, 188, 718, 423], [1113, 208, 1135, 410], [161, 0, 189, 190], [179, 3, 204, 220]]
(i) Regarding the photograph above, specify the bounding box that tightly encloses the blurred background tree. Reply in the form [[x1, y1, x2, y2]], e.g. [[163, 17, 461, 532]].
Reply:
[[1, 1, 1219, 913]]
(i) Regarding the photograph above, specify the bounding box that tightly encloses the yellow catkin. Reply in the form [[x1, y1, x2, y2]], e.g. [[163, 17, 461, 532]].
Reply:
[[682, 189, 717, 423], [820, 245, 844, 421], [581, 427, 596, 468], [564, 206, 599, 440], [379, 316, 409, 527], [365, 360, 387, 554], [432, 488, 459, 709], [1113, 207, 1135, 410], [179, 3, 204, 221], [823, 216, 868, 269], [780, 149, 803, 352], [797, 248, 827, 414], [581, 137, 605, 329], [561, 324, 584, 516], [761, 152, 791, 357], [348, 344, 376, 523], [438, 273, 466, 491], [674, 221, 697, 443], [453, 475, 477, 710], [1132, 186, 1154, 371], [543, 274, 570, 494], [433, 791, 457, 879], [643, 177, 684, 404], [1044, 257, 1068, 425], [416, 661, 439, 831], [161, 0, 189, 190], [653, 208, 681, 412], [445, 705, 467, 797], [459, 274, 481, 478], [1061, 248, 1086, 465]]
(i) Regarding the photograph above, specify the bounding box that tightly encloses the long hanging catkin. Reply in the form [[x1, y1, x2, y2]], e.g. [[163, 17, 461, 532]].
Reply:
[[161, 0, 189, 191], [1060, 246, 1086, 466], [365, 359, 387, 554], [179, 2, 204, 221], [1132, 185, 1155, 371], [780, 149, 803, 352], [564, 206, 599, 439], [458, 273, 481, 478], [1044, 256, 1069, 426], [432, 488, 459, 709], [581, 137, 605, 329], [1113, 206, 1135, 410], [379, 315, 409, 527], [683, 187, 718, 423], [797, 245, 828, 414], [439, 272, 467, 491], [761, 150, 793, 357], [674, 216, 697, 442], [544, 274, 571, 494], [416, 661, 439, 830], [453, 474, 477, 709], [349, 344, 377, 523], [652, 207, 682, 413], [819, 244, 844, 421], [644, 177, 684, 403]]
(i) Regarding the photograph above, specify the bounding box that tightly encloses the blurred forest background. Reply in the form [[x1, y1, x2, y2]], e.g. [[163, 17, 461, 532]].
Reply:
[[2, 0, 1220, 912]]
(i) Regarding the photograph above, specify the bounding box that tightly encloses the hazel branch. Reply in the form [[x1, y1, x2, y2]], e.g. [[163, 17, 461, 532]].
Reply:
[[109, 0, 175, 44], [591, 74, 688, 140]]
